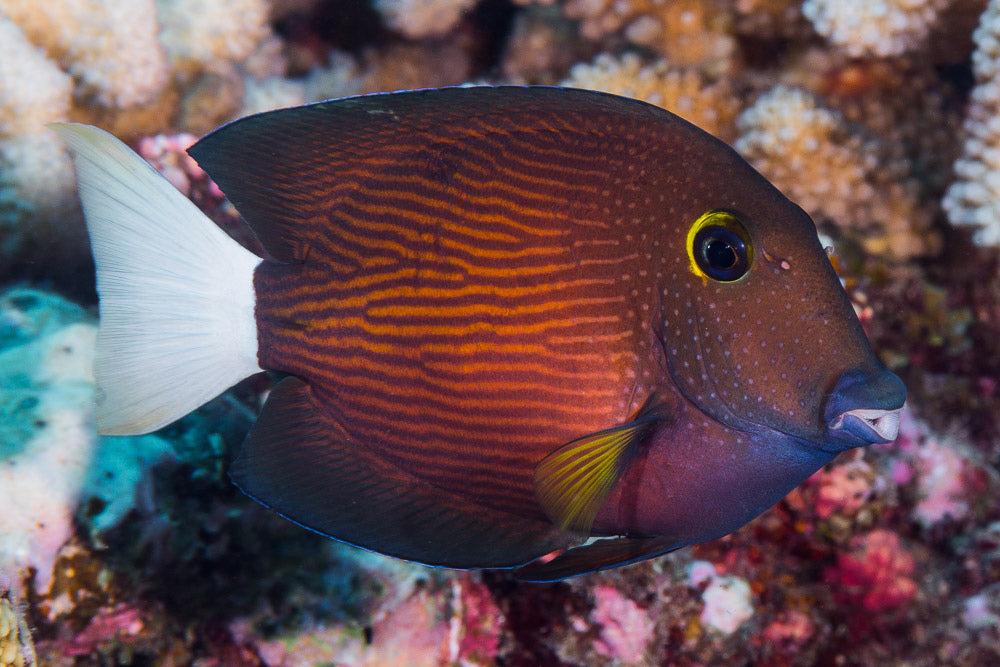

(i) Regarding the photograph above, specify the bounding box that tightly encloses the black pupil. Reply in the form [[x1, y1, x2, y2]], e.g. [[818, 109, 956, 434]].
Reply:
[[705, 238, 737, 270], [693, 223, 750, 281]]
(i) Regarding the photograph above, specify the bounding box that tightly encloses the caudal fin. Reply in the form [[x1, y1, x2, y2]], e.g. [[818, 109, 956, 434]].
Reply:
[[51, 123, 263, 435]]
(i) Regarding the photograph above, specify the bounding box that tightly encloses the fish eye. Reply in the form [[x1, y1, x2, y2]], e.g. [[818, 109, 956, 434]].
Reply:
[[687, 211, 753, 282]]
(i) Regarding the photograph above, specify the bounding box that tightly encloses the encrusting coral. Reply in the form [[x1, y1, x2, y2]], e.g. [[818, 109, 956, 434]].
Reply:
[[0, 595, 35, 667], [944, 0, 1000, 247]]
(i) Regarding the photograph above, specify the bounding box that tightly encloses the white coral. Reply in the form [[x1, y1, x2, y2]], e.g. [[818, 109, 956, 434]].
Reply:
[[0, 18, 72, 138], [942, 0, 1000, 248], [802, 0, 950, 58], [0, 291, 174, 594], [735, 86, 935, 259], [0, 0, 168, 108], [157, 0, 272, 76], [561, 53, 739, 141]]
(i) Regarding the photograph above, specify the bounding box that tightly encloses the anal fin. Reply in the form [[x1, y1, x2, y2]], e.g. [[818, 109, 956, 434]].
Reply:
[[513, 535, 678, 582], [230, 377, 569, 569]]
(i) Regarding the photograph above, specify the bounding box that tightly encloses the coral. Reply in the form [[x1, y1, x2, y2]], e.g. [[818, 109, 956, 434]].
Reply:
[[560, 0, 738, 75], [825, 529, 917, 613], [238, 51, 366, 118], [733, 0, 809, 39], [810, 458, 876, 521], [0, 18, 72, 138], [963, 590, 1000, 631], [136, 133, 214, 197], [699, 575, 755, 634], [3, 0, 1000, 663], [0, 290, 98, 595], [500, 5, 580, 85], [374, 0, 478, 38], [359, 42, 473, 95], [0, 17, 80, 283], [734, 85, 937, 260], [61, 604, 145, 658], [561, 53, 740, 141], [250, 556, 493, 666], [0, 595, 35, 667], [589, 585, 655, 664], [943, 0, 1000, 247], [802, 0, 951, 58], [761, 610, 814, 649], [156, 0, 272, 78], [0, 0, 168, 108], [913, 439, 974, 526], [0, 289, 172, 593]]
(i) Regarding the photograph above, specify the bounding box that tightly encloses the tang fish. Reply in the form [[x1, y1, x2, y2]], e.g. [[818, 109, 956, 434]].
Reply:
[[52, 87, 905, 581]]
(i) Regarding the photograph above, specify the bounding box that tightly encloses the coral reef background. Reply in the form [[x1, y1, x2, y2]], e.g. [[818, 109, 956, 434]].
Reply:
[[1, 0, 999, 664]]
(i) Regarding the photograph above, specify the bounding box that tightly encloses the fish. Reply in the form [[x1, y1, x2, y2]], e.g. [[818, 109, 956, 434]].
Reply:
[[51, 86, 906, 582]]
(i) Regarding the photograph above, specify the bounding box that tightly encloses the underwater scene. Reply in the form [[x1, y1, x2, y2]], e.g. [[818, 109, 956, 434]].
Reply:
[[2, 0, 1000, 665]]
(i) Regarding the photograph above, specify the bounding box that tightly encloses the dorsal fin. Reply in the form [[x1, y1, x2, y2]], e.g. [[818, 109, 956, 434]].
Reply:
[[186, 87, 669, 263]]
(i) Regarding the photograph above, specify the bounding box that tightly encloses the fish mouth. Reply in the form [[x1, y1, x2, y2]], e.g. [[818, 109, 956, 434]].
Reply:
[[823, 367, 906, 449], [827, 406, 902, 445]]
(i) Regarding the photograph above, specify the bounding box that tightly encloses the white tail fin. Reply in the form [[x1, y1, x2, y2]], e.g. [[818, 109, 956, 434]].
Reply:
[[51, 123, 263, 435]]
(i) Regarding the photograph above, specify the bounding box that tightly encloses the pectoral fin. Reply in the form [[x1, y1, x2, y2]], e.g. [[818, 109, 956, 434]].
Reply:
[[533, 418, 656, 534], [513, 535, 678, 582]]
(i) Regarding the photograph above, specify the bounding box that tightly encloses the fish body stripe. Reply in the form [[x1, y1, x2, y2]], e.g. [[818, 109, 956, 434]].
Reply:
[[249, 104, 667, 515]]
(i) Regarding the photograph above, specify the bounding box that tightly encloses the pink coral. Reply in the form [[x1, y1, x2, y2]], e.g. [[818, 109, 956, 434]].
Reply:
[[589, 585, 655, 664], [914, 439, 974, 527], [810, 459, 875, 520], [448, 576, 503, 664], [826, 529, 917, 612], [137, 133, 212, 197], [63, 604, 144, 657], [762, 610, 814, 648]]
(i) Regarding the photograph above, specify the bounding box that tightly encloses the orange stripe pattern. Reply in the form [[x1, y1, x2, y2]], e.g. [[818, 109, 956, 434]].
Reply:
[[194, 88, 695, 519]]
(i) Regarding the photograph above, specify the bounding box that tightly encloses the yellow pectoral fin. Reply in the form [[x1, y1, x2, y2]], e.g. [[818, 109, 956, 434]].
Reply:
[[534, 419, 655, 534]]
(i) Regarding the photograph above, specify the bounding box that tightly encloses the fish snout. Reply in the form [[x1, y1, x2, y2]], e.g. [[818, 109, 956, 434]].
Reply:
[[824, 368, 906, 448]]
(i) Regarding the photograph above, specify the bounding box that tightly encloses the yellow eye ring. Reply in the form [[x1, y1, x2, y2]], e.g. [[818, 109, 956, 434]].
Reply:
[[686, 210, 754, 282]]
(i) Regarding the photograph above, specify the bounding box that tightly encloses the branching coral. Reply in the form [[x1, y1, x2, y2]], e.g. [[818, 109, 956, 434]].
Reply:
[[557, 0, 737, 75], [943, 0, 1000, 247], [0, 0, 278, 284], [802, 0, 951, 58], [157, 0, 272, 78], [0, 16, 78, 271], [0, 18, 72, 137], [562, 53, 740, 141], [0, 0, 168, 108], [734, 86, 936, 260]]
